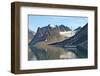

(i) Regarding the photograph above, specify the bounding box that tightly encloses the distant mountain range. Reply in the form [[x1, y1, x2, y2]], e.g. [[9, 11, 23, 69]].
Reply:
[[29, 23, 88, 51], [28, 29, 35, 43], [29, 24, 72, 46]]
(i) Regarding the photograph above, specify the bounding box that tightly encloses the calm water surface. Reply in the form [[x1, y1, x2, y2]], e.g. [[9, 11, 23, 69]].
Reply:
[[28, 45, 88, 60]]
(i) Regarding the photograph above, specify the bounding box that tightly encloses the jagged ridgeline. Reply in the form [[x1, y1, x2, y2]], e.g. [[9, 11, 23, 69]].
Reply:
[[29, 24, 74, 46], [51, 23, 88, 50], [29, 23, 87, 49]]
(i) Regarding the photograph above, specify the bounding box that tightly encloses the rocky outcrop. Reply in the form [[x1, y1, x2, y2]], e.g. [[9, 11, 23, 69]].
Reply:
[[29, 24, 71, 46], [50, 23, 88, 50]]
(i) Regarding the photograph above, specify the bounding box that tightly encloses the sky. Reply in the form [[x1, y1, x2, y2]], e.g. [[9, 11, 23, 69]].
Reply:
[[28, 15, 88, 32]]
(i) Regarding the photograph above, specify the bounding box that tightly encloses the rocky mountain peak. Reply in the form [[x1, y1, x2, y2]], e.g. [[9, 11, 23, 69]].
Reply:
[[29, 24, 72, 45]]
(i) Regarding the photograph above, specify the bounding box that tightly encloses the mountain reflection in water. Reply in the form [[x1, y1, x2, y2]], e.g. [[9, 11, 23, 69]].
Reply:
[[28, 45, 87, 60]]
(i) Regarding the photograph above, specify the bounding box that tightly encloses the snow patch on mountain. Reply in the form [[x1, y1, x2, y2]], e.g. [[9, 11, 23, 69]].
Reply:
[[59, 31, 75, 38]]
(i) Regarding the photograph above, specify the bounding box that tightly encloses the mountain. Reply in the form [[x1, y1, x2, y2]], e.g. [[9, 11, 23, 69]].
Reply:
[[29, 24, 71, 46], [59, 24, 71, 31], [74, 26, 81, 33], [50, 23, 88, 50], [28, 29, 35, 43]]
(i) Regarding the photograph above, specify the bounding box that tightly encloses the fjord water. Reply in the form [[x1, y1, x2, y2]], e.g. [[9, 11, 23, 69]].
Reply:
[[28, 45, 87, 60]]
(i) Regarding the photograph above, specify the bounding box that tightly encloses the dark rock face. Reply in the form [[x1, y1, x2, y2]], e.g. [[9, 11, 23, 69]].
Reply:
[[74, 26, 81, 33], [51, 23, 88, 50], [59, 24, 71, 31], [29, 24, 71, 46], [29, 25, 51, 45]]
